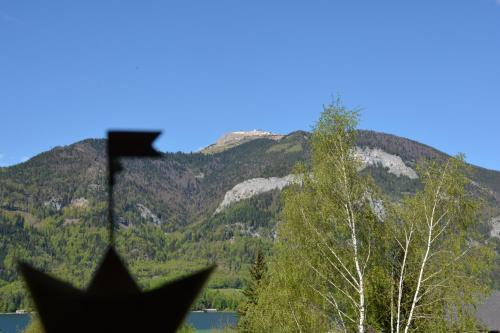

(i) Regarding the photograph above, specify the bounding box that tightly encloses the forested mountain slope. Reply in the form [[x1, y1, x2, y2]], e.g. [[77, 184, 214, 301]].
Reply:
[[0, 130, 499, 312]]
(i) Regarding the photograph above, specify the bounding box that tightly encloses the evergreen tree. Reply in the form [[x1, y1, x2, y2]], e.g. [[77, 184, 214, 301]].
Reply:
[[238, 249, 267, 332]]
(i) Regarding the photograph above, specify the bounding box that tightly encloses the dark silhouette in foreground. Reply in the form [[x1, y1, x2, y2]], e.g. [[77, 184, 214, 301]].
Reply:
[[19, 131, 214, 333]]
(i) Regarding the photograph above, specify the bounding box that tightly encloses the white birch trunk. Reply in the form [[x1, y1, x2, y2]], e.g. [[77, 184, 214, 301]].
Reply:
[[396, 228, 413, 333], [403, 170, 446, 333]]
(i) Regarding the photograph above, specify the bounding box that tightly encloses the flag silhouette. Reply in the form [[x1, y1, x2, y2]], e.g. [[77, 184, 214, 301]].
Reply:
[[19, 130, 215, 333], [108, 131, 162, 180]]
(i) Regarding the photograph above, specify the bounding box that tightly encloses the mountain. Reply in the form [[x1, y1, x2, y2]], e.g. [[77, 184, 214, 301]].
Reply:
[[200, 130, 284, 154], [0, 130, 499, 317]]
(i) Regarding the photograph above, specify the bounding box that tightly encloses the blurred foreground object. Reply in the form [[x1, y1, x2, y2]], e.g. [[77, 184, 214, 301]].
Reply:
[[19, 131, 214, 333]]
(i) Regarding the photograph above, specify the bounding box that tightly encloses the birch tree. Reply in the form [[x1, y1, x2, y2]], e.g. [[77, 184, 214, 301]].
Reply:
[[246, 101, 381, 333], [244, 102, 494, 332], [298, 103, 381, 333], [388, 157, 495, 332]]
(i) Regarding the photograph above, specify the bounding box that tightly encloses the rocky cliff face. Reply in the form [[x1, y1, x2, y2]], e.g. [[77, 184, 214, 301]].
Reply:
[[354, 146, 419, 179], [490, 215, 500, 238], [215, 175, 298, 213], [215, 146, 419, 213]]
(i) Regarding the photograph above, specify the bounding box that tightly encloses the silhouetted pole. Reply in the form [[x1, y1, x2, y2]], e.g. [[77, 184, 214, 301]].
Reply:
[[106, 131, 162, 246]]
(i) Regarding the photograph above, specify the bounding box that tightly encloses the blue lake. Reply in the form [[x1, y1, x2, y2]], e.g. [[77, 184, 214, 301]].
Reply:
[[0, 312, 238, 333]]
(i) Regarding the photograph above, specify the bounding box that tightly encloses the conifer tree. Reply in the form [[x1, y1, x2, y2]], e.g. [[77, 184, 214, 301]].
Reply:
[[238, 249, 267, 332]]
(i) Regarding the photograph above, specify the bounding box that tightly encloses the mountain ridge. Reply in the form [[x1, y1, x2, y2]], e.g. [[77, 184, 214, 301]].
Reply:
[[4, 129, 499, 173], [0, 129, 499, 315], [2, 129, 500, 222]]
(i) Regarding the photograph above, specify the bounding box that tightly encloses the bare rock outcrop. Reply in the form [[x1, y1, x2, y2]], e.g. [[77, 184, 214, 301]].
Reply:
[[70, 197, 89, 208], [355, 147, 418, 179], [137, 203, 161, 225], [43, 197, 62, 211], [490, 215, 500, 238], [201, 130, 284, 154], [215, 148, 418, 213], [215, 175, 298, 213]]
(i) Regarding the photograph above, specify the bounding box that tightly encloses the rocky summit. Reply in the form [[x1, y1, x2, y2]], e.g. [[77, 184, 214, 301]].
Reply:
[[200, 130, 284, 154]]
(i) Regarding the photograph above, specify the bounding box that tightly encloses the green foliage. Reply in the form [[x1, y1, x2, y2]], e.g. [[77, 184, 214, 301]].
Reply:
[[195, 288, 244, 311], [360, 165, 422, 199], [245, 100, 376, 332], [237, 250, 267, 332], [381, 156, 496, 332], [176, 324, 196, 333], [245, 102, 496, 332], [0, 209, 250, 312], [0, 281, 30, 313], [244, 240, 331, 332]]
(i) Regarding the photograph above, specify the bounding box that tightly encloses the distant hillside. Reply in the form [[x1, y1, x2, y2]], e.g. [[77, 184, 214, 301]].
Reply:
[[0, 129, 499, 315]]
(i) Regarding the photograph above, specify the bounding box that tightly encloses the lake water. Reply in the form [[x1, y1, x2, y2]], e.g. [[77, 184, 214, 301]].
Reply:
[[0, 312, 238, 333]]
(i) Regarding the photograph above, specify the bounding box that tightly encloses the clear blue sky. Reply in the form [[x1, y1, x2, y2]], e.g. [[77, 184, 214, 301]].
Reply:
[[1, 0, 499, 170]]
